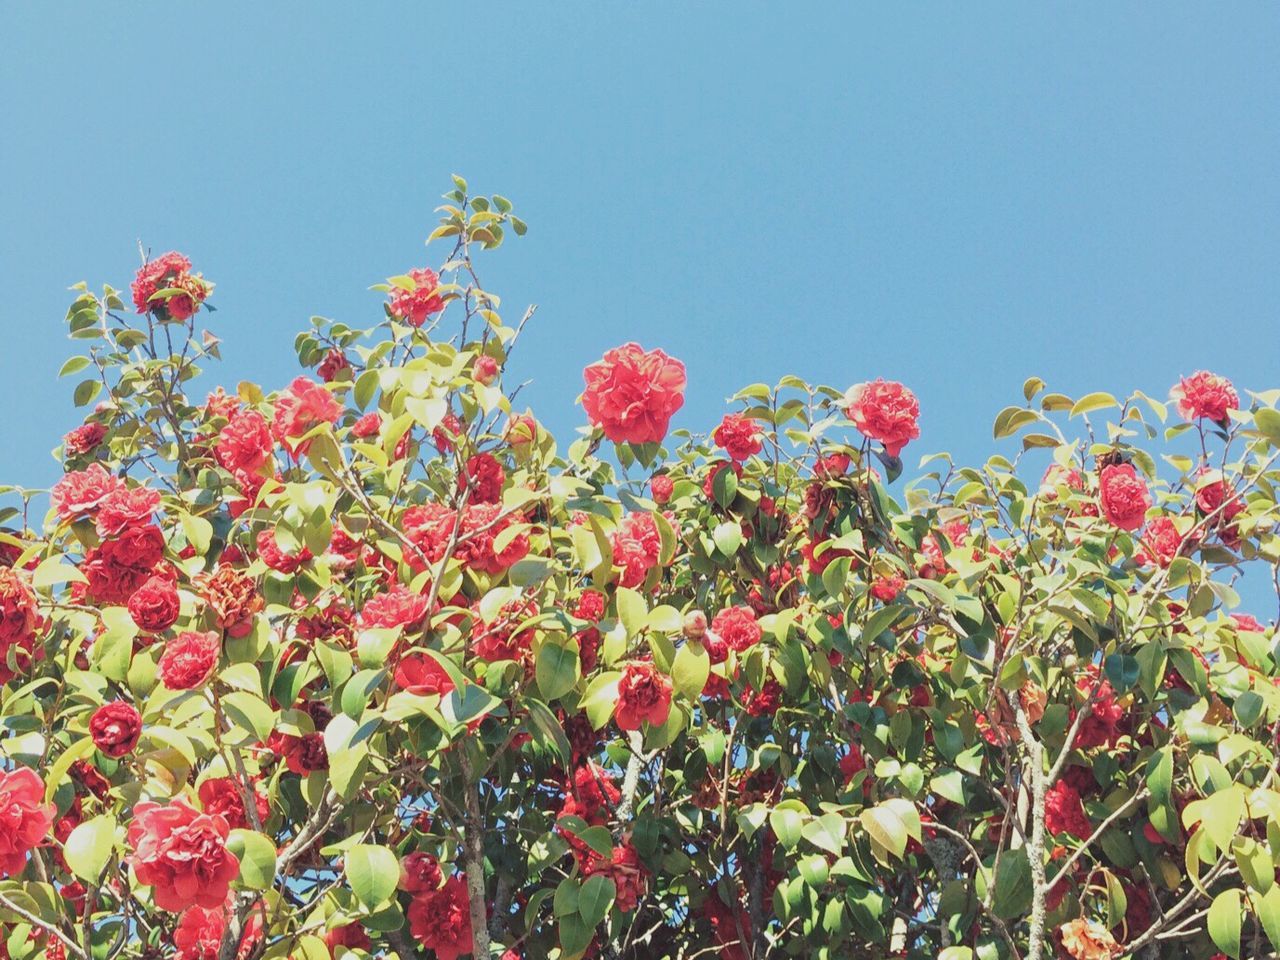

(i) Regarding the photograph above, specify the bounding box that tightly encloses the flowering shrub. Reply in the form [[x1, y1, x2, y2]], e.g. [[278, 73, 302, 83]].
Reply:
[[2, 176, 1280, 960]]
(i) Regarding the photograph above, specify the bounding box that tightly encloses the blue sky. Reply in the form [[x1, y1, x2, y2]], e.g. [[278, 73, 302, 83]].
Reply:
[[2, 6, 1277, 504]]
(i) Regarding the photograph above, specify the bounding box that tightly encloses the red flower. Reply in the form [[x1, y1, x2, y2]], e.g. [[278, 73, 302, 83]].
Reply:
[[649, 475, 674, 504], [95, 484, 160, 538], [394, 654, 456, 697], [388, 268, 445, 327], [351, 411, 382, 438], [0, 769, 53, 877], [713, 413, 763, 461], [173, 901, 263, 960], [197, 777, 268, 831], [455, 504, 529, 574], [88, 701, 142, 758], [270, 732, 328, 774], [610, 513, 662, 589], [399, 851, 444, 893], [1170, 371, 1238, 423], [158, 631, 221, 690], [574, 590, 606, 622], [271, 377, 341, 456], [197, 565, 262, 638], [472, 355, 499, 385], [582, 342, 687, 445], [83, 524, 166, 604], [615, 661, 673, 731], [870, 574, 904, 602], [51, 463, 121, 521], [216, 410, 273, 476], [845, 379, 920, 458], [460, 453, 505, 504], [361, 586, 431, 631], [126, 798, 239, 911], [0, 568, 40, 657], [255, 528, 311, 574], [407, 875, 473, 960], [1138, 517, 1185, 567], [1098, 464, 1151, 532], [470, 599, 538, 663], [63, 422, 106, 456], [316, 348, 350, 383], [743, 677, 783, 716], [581, 842, 648, 912], [323, 923, 372, 954], [711, 606, 762, 653], [131, 252, 212, 320], [558, 763, 621, 826], [1044, 780, 1090, 839]]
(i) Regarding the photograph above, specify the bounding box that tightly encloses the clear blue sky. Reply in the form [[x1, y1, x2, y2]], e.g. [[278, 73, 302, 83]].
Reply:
[[2, 5, 1277, 496]]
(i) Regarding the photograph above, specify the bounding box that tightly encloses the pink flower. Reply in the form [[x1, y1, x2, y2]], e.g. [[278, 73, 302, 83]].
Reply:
[[610, 513, 662, 588], [95, 485, 160, 538], [472, 355, 500, 385], [1138, 516, 1185, 567], [1170, 371, 1239, 423], [615, 661, 673, 730], [649, 475, 674, 504], [710, 606, 762, 653], [1098, 463, 1151, 531], [51, 464, 121, 521], [713, 414, 763, 461], [845, 379, 920, 458], [125, 798, 239, 911], [582, 343, 686, 445], [388, 268, 445, 327], [271, 378, 341, 456], [0, 769, 54, 876], [158, 631, 221, 690], [131, 252, 212, 320]]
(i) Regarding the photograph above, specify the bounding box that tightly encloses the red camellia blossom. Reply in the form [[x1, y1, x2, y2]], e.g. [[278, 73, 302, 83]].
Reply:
[[95, 484, 160, 538], [316, 348, 351, 383], [472, 355, 499, 385], [271, 377, 341, 456], [649, 475, 674, 504], [844, 379, 920, 458], [581, 842, 648, 913], [713, 413, 763, 462], [255, 528, 310, 574], [158, 631, 221, 690], [82, 524, 166, 604], [387, 268, 445, 327], [615, 660, 673, 730], [394, 654, 456, 697], [50, 463, 121, 521], [1170, 371, 1239, 423], [870, 574, 904, 602], [455, 504, 529, 574], [711, 605, 762, 653], [361, 586, 431, 631], [63, 422, 106, 456], [407, 875, 472, 960], [197, 777, 269, 831], [88, 701, 142, 758], [1138, 516, 1185, 567], [1098, 463, 1151, 531], [216, 409, 274, 476], [460, 453, 505, 504], [610, 512, 662, 588], [125, 798, 240, 911], [131, 252, 213, 320], [399, 851, 444, 894], [1044, 779, 1090, 838], [1058, 917, 1122, 960], [0, 769, 54, 876], [197, 565, 263, 637], [324, 923, 372, 954], [174, 901, 264, 960], [558, 763, 622, 826], [582, 342, 687, 445], [0, 568, 40, 662]]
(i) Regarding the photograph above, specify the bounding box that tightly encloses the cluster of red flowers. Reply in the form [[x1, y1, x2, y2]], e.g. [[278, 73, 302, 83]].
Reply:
[[131, 252, 213, 321]]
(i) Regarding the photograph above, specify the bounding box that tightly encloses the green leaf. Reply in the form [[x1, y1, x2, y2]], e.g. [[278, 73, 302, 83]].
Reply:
[[536, 639, 581, 702], [616, 588, 647, 639], [580, 672, 622, 730], [802, 813, 846, 856], [228, 829, 277, 890], [1070, 392, 1118, 417], [992, 847, 1032, 920], [712, 521, 743, 557], [63, 815, 115, 881], [1255, 407, 1280, 447], [1253, 885, 1280, 951], [1208, 888, 1242, 958], [671, 641, 709, 701], [770, 807, 804, 850], [1146, 746, 1173, 805], [345, 844, 399, 909], [860, 805, 907, 860], [578, 874, 616, 927]]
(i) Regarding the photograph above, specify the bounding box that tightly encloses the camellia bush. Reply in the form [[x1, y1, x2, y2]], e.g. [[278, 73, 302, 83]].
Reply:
[[0, 177, 1279, 960]]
